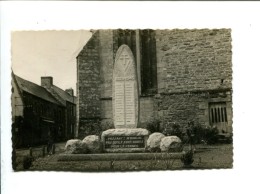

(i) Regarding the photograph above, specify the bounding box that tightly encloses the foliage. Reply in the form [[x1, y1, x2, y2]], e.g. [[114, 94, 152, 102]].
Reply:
[[84, 120, 115, 137], [163, 122, 185, 140], [23, 156, 34, 170], [146, 117, 161, 133], [194, 124, 219, 144], [100, 119, 114, 131], [204, 126, 219, 144], [181, 150, 194, 167], [85, 122, 102, 136]]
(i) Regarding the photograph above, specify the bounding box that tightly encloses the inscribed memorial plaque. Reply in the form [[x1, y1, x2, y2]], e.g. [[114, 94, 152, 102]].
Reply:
[[104, 136, 145, 149]]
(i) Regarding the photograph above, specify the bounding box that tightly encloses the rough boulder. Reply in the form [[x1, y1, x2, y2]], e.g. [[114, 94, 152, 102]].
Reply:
[[64, 139, 89, 154], [82, 135, 102, 153], [160, 136, 183, 152], [147, 132, 165, 152]]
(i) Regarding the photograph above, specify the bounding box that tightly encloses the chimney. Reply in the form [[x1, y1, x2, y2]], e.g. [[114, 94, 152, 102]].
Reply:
[[41, 76, 53, 88], [65, 88, 74, 96]]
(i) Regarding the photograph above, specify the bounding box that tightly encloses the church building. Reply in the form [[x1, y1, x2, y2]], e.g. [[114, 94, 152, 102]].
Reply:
[[76, 29, 232, 139]]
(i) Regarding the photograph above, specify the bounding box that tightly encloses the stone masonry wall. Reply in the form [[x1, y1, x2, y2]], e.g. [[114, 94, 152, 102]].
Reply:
[[137, 29, 232, 132], [99, 30, 114, 98], [156, 29, 232, 93], [155, 91, 232, 133], [99, 30, 114, 126], [156, 93, 206, 129], [77, 31, 101, 137], [77, 29, 233, 136], [139, 97, 155, 126], [155, 29, 232, 132], [99, 30, 115, 126]]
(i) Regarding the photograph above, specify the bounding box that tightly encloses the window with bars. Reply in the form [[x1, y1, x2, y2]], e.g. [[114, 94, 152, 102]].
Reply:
[[209, 102, 228, 124]]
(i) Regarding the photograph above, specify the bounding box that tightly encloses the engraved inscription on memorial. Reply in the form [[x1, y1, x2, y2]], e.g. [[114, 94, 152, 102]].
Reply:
[[114, 79, 135, 126], [114, 81, 125, 125], [104, 136, 145, 149], [125, 81, 135, 125]]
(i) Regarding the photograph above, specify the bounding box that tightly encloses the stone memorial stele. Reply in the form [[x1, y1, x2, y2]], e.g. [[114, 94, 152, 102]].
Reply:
[[112, 44, 139, 128], [101, 45, 150, 153]]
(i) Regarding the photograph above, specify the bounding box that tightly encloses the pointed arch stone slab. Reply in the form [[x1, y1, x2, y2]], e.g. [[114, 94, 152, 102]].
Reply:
[[113, 45, 139, 129]]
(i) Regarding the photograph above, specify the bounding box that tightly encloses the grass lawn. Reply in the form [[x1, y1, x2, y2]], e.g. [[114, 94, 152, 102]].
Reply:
[[15, 143, 233, 172]]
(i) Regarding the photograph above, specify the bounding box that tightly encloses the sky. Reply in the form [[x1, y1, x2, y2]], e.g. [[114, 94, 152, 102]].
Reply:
[[12, 30, 92, 93]]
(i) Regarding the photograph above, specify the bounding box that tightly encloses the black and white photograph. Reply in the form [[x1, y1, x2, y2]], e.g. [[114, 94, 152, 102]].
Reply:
[[11, 29, 233, 171], [1, 2, 260, 194]]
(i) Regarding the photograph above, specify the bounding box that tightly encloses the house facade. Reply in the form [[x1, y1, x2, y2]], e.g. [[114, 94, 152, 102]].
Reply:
[[11, 73, 76, 148], [76, 29, 232, 138]]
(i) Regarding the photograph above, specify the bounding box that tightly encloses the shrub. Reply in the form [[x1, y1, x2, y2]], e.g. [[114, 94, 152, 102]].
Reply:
[[163, 122, 185, 140], [181, 150, 194, 167], [85, 122, 102, 136], [23, 156, 34, 170], [192, 123, 219, 144], [100, 120, 114, 131], [146, 118, 161, 133], [191, 122, 203, 144], [204, 126, 219, 144]]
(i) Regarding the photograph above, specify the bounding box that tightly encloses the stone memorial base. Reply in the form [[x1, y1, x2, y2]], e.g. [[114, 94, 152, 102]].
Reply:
[[101, 128, 150, 153]]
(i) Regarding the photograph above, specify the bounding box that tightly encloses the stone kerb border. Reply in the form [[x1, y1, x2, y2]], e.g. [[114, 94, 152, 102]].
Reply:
[[101, 128, 150, 153], [58, 152, 185, 161]]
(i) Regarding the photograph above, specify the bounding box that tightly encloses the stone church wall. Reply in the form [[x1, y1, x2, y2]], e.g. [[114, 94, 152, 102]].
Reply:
[[156, 29, 232, 93], [77, 31, 101, 137], [154, 29, 232, 131], [77, 29, 232, 137]]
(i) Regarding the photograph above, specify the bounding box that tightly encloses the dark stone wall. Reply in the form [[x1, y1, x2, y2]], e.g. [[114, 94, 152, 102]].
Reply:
[[155, 91, 232, 132], [156, 29, 232, 93], [77, 29, 233, 136], [77, 31, 101, 137], [99, 30, 114, 98], [154, 29, 232, 132]]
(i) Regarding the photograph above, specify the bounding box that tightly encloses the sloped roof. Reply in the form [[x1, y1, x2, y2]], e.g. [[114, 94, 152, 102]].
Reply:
[[14, 75, 62, 106], [49, 85, 76, 106]]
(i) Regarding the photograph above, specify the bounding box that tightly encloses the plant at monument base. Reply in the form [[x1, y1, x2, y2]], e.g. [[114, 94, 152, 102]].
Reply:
[[204, 126, 219, 144], [100, 119, 114, 131], [85, 122, 103, 136], [163, 122, 185, 139], [146, 117, 161, 133], [194, 124, 219, 144], [109, 160, 116, 170], [181, 150, 194, 167], [23, 155, 34, 170]]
